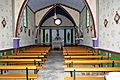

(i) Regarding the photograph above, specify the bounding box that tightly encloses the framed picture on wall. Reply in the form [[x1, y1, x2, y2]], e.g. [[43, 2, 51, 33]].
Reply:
[[28, 29, 30, 36]]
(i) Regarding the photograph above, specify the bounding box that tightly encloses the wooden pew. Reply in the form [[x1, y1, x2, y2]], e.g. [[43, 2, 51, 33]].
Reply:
[[0, 65, 43, 80], [64, 56, 109, 60], [64, 77, 105, 80], [0, 59, 43, 66], [0, 74, 38, 79], [64, 60, 120, 67], [13, 52, 47, 56], [63, 52, 98, 56], [0, 59, 42, 62], [2, 55, 44, 59], [65, 67, 120, 72], [63, 50, 93, 53], [23, 50, 49, 53], [64, 67, 120, 79], [63, 47, 93, 53], [23, 47, 51, 53]]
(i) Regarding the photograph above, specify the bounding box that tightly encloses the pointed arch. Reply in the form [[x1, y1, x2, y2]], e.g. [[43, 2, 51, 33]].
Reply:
[[39, 4, 76, 26]]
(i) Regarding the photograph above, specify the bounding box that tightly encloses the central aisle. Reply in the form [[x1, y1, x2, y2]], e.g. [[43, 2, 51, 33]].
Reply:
[[38, 50, 65, 80]]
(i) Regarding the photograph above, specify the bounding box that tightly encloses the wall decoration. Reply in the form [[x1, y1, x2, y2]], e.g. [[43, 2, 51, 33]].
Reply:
[[40, 29, 43, 44], [104, 19, 108, 27], [87, 28, 89, 33], [24, 27, 27, 33], [90, 26, 93, 31], [46, 33, 48, 42], [32, 30, 34, 35], [67, 32, 70, 42], [79, 25, 83, 38], [28, 29, 30, 36], [1, 18, 7, 28], [45, 29, 50, 44], [17, 32, 20, 36], [114, 11, 120, 24], [0, 0, 14, 50], [99, 0, 120, 53], [20, 26, 23, 32]]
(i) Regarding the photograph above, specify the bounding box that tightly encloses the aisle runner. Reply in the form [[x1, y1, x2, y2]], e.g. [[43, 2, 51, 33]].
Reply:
[[38, 50, 65, 80]]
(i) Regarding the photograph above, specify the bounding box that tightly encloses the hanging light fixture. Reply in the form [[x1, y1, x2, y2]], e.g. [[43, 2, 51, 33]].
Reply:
[[53, 4, 62, 26], [53, 4, 57, 19]]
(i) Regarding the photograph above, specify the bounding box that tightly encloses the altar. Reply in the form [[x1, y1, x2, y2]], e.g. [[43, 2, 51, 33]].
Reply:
[[52, 35, 63, 49]]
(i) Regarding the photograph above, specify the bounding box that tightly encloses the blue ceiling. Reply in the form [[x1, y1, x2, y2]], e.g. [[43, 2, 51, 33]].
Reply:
[[28, 0, 85, 12]]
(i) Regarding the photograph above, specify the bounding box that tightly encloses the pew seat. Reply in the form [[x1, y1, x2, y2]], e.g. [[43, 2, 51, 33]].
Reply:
[[64, 77, 105, 80], [0, 74, 38, 79], [64, 56, 108, 59]]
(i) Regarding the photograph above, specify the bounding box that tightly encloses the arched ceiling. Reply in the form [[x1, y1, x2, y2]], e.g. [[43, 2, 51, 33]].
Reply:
[[28, 0, 85, 12], [39, 5, 76, 26]]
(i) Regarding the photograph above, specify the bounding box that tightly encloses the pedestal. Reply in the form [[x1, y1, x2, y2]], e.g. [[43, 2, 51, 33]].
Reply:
[[93, 38, 98, 48], [13, 37, 20, 49]]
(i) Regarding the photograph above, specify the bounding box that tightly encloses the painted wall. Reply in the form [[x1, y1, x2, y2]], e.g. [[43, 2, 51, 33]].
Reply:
[[61, 5, 80, 27], [18, 6, 36, 47], [80, 7, 93, 47], [99, 0, 120, 53], [0, 0, 13, 50], [35, 6, 52, 26], [42, 14, 74, 26], [86, 0, 97, 37], [14, 0, 25, 35]]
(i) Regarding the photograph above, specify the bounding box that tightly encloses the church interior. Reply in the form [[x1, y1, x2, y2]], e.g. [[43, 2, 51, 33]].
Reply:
[[0, 0, 120, 80]]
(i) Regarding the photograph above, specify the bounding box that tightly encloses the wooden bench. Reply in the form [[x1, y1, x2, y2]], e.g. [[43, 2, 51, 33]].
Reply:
[[0, 65, 43, 80], [23, 47, 50, 53], [2, 55, 45, 59], [65, 67, 120, 79], [64, 56, 109, 60], [65, 67, 120, 72], [23, 50, 49, 53], [63, 51, 93, 53], [64, 52, 98, 56], [13, 52, 47, 56], [64, 60, 120, 67], [64, 77, 105, 80], [5, 61, 44, 65], [0, 74, 38, 79], [63, 47, 93, 53], [0, 59, 43, 66]]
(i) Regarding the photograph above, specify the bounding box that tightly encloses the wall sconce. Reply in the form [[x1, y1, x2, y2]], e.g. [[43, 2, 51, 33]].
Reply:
[[114, 11, 120, 24], [1, 18, 7, 28], [104, 19, 108, 27]]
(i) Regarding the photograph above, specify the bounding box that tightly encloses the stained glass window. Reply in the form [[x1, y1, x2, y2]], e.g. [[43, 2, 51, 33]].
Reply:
[[86, 9, 90, 28]]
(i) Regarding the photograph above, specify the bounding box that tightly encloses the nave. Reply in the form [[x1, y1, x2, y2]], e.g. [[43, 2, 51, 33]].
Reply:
[[1, 0, 120, 80], [0, 46, 120, 80]]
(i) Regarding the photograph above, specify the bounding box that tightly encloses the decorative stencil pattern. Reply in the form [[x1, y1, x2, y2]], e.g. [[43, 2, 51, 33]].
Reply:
[[18, 6, 36, 47], [99, 0, 120, 52], [104, 19, 108, 27], [114, 11, 120, 24], [0, 0, 13, 50]]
